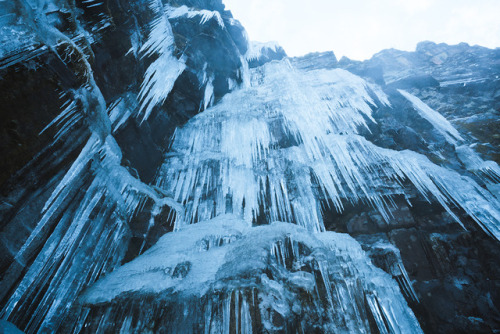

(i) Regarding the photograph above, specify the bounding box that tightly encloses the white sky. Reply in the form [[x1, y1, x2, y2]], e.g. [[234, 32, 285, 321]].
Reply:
[[223, 0, 500, 60]]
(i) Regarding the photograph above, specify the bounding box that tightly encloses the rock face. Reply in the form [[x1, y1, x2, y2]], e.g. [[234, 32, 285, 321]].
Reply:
[[339, 41, 500, 164], [0, 1, 499, 333]]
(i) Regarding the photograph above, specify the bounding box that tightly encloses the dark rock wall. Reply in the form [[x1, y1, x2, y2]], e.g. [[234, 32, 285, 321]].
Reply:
[[0, 0, 247, 332]]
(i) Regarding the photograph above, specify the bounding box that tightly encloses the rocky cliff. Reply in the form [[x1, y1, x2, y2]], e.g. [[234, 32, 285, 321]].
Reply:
[[0, 0, 499, 333]]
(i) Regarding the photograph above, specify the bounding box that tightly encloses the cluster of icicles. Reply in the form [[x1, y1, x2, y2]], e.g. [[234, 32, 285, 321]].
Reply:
[[156, 59, 500, 239]]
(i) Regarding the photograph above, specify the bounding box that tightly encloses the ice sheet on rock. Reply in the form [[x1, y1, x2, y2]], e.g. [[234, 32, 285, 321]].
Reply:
[[156, 60, 400, 228], [156, 59, 500, 240], [398, 89, 463, 144], [82, 215, 248, 303], [83, 215, 422, 333], [166, 5, 225, 27]]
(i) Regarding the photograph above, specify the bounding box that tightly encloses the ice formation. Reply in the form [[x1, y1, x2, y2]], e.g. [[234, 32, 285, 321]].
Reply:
[[0, 1, 182, 331], [136, 1, 229, 121], [246, 41, 282, 62], [82, 215, 423, 333], [138, 0, 187, 121], [0, 130, 181, 332], [167, 5, 225, 27], [456, 145, 500, 181], [398, 89, 463, 143], [156, 59, 500, 240]]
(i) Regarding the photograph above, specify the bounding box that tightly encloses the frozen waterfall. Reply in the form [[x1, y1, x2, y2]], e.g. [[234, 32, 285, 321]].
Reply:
[[82, 57, 499, 332], [1, 0, 499, 332], [156, 59, 500, 238]]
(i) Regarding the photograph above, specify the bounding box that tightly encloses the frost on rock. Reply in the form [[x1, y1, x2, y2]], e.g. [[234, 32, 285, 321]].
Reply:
[[82, 215, 422, 334], [156, 59, 500, 240]]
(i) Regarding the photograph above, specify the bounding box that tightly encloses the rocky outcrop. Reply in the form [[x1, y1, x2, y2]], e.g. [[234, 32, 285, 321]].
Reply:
[[326, 42, 500, 333], [290, 51, 338, 71]]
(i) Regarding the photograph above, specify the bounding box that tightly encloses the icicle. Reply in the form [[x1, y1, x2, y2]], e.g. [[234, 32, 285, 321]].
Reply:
[[203, 76, 215, 111], [365, 293, 392, 334], [396, 263, 420, 303], [456, 145, 500, 182], [398, 89, 463, 143], [240, 294, 253, 334], [239, 56, 251, 88], [317, 261, 335, 312], [223, 294, 231, 334]]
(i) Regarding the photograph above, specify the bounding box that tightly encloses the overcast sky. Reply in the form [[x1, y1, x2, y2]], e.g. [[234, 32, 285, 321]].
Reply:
[[223, 0, 500, 60]]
